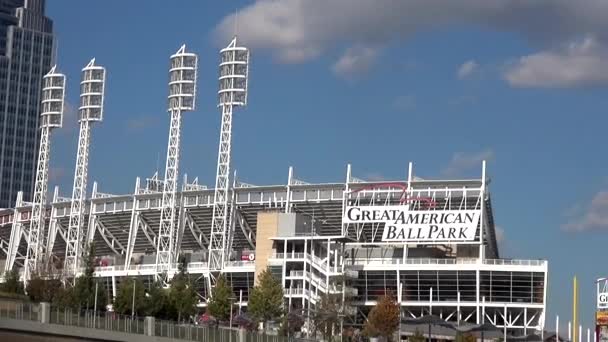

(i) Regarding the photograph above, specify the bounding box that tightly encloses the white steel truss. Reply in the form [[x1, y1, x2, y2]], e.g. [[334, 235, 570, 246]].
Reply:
[[4, 192, 26, 271], [24, 66, 65, 280], [155, 45, 197, 277], [208, 36, 249, 270], [64, 59, 106, 278]]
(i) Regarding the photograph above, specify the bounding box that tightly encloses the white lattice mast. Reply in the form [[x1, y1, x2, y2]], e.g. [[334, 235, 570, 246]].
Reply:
[[64, 59, 106, 278], [155, 46, 198, 276], [208, 37, 249, 270], [23, 66, 65, 280]]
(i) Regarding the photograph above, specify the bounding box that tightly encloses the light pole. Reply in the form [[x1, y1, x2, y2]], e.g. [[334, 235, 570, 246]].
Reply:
[[229, 296, 236, 342], [131, 279, 136, 318]]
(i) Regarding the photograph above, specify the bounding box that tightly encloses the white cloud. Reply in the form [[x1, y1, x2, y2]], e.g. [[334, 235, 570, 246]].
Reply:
[[215, 1, 608, 81], [331, 46, 380, 78], [457, 60, 478, 79], [441, 149, 494, 177], [505, 36, 608, 88], [563, 191, 608, 232]]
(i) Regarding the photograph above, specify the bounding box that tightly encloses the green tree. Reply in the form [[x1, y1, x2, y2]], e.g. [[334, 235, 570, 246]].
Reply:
[[26, 276, 61, 302], [279, 312, 305, 337], [311, 275, 356, 341], [169, 275, 198, 322], [114, 277, 146, 316], [169, 255, 198, 322], [248, 268, 283, 329], [313, 292, 342, 341], [1, 270, 24, 295], [52, 285, 76, 309], [363, 292, 400, 342], [72, 243, 107, 311], [144, 281, 171, 318], [207, 274, 233, 322]]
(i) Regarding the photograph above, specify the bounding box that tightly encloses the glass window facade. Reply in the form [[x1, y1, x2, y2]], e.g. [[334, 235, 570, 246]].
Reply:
[[0, 0, 54, 208]]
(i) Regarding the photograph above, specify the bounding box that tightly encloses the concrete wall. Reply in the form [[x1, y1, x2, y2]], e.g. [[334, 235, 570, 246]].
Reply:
[[276, 213, 314, 237], [254, 210, 280, 284]]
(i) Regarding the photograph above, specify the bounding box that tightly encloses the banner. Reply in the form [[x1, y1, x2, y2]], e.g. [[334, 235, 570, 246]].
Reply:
[[343, 205, 481, 242]]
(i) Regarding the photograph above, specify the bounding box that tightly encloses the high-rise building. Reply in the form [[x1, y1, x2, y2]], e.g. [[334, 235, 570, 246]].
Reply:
[[0, 0, 54, 208]]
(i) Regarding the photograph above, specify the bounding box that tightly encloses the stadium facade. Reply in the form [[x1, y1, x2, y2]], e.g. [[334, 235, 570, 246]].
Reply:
[[0, 36, 548, 337]]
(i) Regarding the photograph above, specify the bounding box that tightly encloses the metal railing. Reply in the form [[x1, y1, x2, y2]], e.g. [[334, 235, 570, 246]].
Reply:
[[0, 299, 297, 342], [349, 257, 547, 267], [154, 319, 240, 341], [0, 300, 38, 321], [49, 307, 146, 335]]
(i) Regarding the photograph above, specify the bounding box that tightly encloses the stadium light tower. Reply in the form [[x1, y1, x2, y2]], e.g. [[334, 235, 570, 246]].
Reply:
[[64, 59, 106, 278], [23, 66, 66, 280], [155, 46, 198, 277], [208, 36, 249, 271]]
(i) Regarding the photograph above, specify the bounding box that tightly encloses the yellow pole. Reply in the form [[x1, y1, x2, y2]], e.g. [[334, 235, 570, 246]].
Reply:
[[573, 276, 578, 342]]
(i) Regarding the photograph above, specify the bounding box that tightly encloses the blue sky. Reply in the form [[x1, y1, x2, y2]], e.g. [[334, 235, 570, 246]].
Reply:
[[46, 1, 608, 329]]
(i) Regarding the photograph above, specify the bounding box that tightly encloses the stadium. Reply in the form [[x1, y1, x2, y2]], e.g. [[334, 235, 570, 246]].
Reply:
[[0, 37, 548, 337]]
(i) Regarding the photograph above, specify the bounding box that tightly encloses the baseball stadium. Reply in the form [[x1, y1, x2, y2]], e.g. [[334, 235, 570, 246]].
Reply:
[[0, 36, 548, 337]]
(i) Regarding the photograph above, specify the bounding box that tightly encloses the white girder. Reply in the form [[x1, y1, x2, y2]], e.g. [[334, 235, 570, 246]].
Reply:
[[208, 36, 249, 270], [95, 220, 125, 256], [234, 209, 255, 249], [0, 238, 11, 257], [138, 215, 157, 248], [44, 186, 60, 257], [64, 59, 106, 279], [155, 45, 197, 276], [175, 193, 188, 253], [24, 66, 65, 280], [125, 208, 158, 269], [4, 192, 25, 271], [85, 182, 100, 244], [185, 211, 207, 249], [125, 178, 142, 268], [208, 104, 233, 270], [225, 177, 238, 256]]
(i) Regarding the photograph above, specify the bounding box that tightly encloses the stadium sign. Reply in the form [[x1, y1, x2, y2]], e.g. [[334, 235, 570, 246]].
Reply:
[[599, 292, 608, 308], [343, 205, 481, 242]]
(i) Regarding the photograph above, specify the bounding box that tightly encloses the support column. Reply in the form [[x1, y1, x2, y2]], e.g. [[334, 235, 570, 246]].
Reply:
[[111, 275, 117, 299], [39, 302, 51, 324], [476, 269, 480, 324], [144, 316, 155, 336]]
